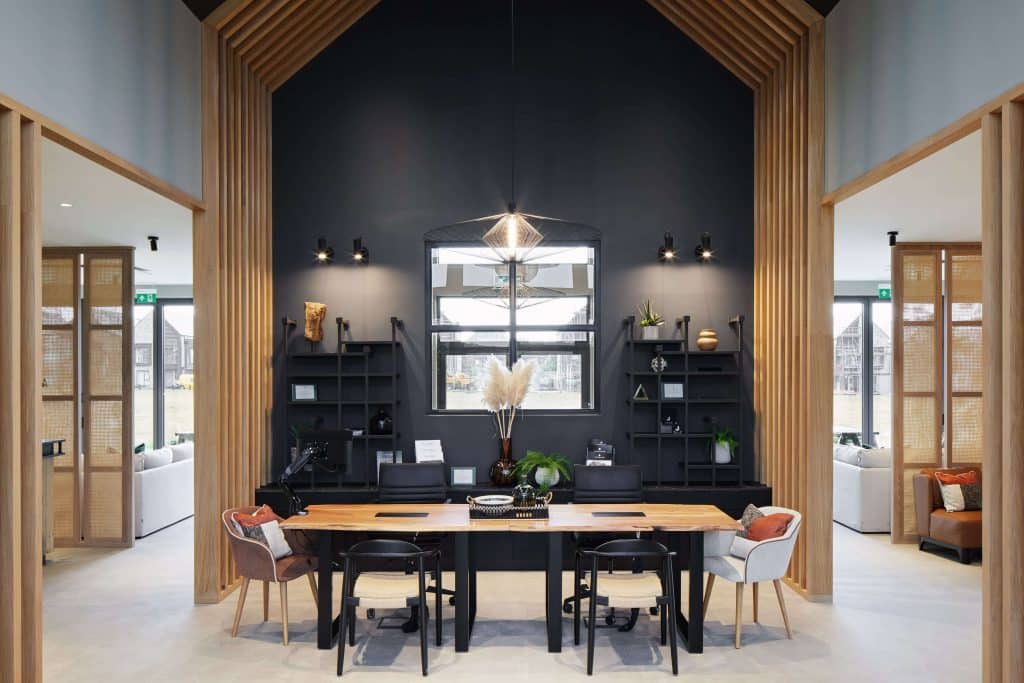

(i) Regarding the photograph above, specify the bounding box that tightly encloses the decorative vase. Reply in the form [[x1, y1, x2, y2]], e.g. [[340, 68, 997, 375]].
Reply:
[[369, 408, 393, 435], [512, 475, 536, 508], [489, 438, 517, 486], [641, 325, 660, 341], [534, 466, 560, 489], [696, 328, 719, 351], [714, 442, 733, 464]]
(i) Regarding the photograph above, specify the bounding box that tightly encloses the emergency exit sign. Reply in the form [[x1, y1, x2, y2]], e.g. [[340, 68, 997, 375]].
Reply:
[[135, 291, 156, 305], [877, 284, 891, 300]]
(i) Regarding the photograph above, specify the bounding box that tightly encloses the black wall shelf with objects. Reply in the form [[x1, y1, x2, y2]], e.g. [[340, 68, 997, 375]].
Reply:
[[625, 314, 747, 486], [281, 316, 403, 488]]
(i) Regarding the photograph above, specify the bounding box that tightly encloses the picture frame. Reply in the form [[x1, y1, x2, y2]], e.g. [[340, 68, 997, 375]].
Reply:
[[291, 383, 317, 401], [450, 466, 476, 487], [661, 381, 685, 400]]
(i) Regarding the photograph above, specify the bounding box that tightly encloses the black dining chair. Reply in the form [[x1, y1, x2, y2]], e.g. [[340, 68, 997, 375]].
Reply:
[[337, 539, 441, 677], [377, 463, 457, 622], [575, 539, 678, 676], [563, 465, 645, 620]]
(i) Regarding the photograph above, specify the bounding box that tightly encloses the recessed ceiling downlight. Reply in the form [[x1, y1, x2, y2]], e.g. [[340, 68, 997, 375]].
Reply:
[[59, 202, 73, 208]]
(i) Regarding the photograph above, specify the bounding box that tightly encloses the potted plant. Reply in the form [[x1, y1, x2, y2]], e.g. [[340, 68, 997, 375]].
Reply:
[[482, 357, 535, 486], [713, 428, 738, 464], [638, 300, 664, 340], [515, 450, 573, 491]]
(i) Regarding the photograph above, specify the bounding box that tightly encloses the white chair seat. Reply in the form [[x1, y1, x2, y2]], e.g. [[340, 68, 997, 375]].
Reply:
[[594, 572, 664, 608], [705, 554, 745, 583], [352, 572, 424, 609]]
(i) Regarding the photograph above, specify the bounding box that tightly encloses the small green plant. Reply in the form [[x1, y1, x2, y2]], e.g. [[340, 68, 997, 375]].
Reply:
[[713, 428, 739, 452], [638, 300, 664, 327], [514, 450, 573, 492]]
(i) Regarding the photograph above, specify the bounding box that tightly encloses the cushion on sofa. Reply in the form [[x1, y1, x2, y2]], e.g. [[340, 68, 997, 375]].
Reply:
[[143, 447, 174, 470], [929, 509, 982, 548], [170, 442, 194, 462], [746, 513, 793, 541], [833, 444, 862, 466], [737, 504, 764, 538], [858, 447, 892, 469], [936, 471, 981, 512]]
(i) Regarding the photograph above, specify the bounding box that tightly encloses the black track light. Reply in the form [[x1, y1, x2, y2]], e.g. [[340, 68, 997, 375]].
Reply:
[[658, 232, 676, 262], [695, 232, 714, 263], [147, 235, 159, 252], [888, 230, 898, 247], [352, 237, 369, 265], [313, 237, 334, 265]]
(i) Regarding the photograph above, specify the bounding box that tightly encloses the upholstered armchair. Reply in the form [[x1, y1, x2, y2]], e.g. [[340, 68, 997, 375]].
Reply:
[[221, 507, 318, 645], [702, 506, 802, 648]]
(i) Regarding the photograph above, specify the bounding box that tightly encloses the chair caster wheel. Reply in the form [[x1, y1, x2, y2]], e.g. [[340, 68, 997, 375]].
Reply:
[[650, 607, 659, 616], [564, 604, 573, 614], [449, 597, 456, 606], [604, 614, 615, 626], [367, 609, 375, 619]]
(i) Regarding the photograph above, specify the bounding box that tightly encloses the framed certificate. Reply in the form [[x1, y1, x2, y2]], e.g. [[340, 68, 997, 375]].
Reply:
[[450, 466, 476, 487], [661, 382, 685, 400], [291, 384, 317, 401]]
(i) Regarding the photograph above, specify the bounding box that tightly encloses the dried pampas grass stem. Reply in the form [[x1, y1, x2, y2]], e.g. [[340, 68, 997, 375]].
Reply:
[[481, 356, 534, 439]]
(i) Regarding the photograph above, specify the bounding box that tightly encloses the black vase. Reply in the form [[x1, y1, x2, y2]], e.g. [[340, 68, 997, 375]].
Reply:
[[369, 408, 393, 435]]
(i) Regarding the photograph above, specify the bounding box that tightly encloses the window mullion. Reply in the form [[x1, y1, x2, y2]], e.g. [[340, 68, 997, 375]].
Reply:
[[509, 259, 517, 364]]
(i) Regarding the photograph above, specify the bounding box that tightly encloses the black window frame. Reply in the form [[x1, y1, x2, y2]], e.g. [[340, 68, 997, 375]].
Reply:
[[834, 295, 892, 447], [135, 297, 194, 447], [425, 241, 600, 415]]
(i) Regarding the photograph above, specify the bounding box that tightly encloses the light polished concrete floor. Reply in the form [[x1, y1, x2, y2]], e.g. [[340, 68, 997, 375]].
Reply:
[[42, 519, 980, 682]]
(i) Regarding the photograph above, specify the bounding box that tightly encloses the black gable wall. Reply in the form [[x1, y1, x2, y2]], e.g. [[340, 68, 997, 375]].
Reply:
[[271, 0, 754, 481]]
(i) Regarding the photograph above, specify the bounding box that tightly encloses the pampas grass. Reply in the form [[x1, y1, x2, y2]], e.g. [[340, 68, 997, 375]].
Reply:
[[482, 356, 534, 439]]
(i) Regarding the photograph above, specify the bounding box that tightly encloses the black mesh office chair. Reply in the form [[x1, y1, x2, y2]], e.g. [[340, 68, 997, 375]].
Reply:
[[563, 465, 646, 627], [376, 463, 457, 630]]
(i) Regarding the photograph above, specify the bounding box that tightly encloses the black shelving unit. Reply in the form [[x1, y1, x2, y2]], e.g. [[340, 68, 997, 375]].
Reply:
[[624, 314, 746, 486], [281, 316, 403, 488]]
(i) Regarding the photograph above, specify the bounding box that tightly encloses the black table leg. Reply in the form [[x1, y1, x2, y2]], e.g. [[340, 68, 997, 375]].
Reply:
[[546, 531, 563, 653], [455, 532, 471, 652], [674, 531, 705, 654], [317, 530, 335, 650]]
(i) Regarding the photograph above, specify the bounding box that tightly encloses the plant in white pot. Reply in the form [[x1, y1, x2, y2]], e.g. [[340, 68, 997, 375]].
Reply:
[[638, 300, 664, 340], [514, 450, 572, 492], [713, 428, 738, 464]]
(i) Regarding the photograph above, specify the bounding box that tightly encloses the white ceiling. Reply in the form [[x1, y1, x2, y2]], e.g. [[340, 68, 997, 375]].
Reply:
[[41, 139, 193, 285], [834, 130, 981, 282]]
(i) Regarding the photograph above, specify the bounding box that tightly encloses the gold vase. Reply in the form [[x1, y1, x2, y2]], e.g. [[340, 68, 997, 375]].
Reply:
[[696, 328, 719, 351]]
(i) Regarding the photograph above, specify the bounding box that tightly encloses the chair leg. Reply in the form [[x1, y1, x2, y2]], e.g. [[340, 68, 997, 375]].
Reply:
[[586, 567, 598, 675], [702, 574, 715, 620], [231, 577, 250, 637], [307, 572, 318, 610], [337, 599, 349, 676], [660, 602, 667, 646], [349, 604, 356, 646], [773, 579, 793, 639], [574, 554, 582, 645], [420, 600, 429, 676], [280, 582, 290, 646], [435, 564, 443, 647], [666, 579, 678, 675], [263, 581, 269, 622], [753, 582, 759, 623], [734, 583, 743, 649]]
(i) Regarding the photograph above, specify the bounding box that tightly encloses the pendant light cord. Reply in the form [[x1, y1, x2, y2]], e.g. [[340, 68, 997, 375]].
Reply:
[[509, 0, 517, 208]]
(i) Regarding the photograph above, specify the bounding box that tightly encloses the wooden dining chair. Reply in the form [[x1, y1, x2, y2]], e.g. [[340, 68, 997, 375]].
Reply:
[[222, 506, 318, 645]]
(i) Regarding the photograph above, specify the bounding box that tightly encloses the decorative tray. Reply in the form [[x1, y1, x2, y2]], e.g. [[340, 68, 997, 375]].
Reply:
[[467, 494, 551, 519]]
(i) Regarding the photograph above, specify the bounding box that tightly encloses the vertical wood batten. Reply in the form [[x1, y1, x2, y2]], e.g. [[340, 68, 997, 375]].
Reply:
[[1001, 101, 1024, 682]]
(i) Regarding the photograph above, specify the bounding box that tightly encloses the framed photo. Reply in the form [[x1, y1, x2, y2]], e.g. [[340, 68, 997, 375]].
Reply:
[[661, 382, 685, 400], [450, 466, 476, 487], [291, 383, 317, 401]]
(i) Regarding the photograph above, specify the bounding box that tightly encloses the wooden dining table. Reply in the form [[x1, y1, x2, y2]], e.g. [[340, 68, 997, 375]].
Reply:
[[280, 503, 741, 655]]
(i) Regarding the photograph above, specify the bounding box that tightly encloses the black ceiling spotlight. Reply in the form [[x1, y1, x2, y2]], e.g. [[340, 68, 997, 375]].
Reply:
[[658, 232, 676, 262], [695, 232, 714, 263], [888, 230, 899, 247], [313, 236, 334, 265], [352, 237, 369, 265], [147, 235, 159, 252]]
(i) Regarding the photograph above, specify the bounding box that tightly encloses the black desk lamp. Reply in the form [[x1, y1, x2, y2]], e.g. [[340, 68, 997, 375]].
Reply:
[[279, 429, 353, 516]]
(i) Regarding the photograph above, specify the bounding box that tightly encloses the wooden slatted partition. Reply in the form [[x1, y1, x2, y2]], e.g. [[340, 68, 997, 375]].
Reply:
[[945, 245, 983, 467], [193, 25, 274, 603]]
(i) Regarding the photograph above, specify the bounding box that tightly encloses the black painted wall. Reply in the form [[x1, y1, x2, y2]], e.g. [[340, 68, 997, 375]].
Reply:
[[272, 0, 755, 482]]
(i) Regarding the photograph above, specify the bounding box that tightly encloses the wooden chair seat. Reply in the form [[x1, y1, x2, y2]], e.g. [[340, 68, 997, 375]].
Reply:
[[352, 572, 430, 610], [594, 572, 664, 608]]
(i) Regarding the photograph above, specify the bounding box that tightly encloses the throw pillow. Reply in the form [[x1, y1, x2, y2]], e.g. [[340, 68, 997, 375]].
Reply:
[[241, 521, 293, 559], [233, 504, 283, 529], [935, 470, 979, 486], [170, 442, 194, 462], [143, 447, 174, 470], [746, 513, 794, 542], [132, 451, 146, 473], [737, 504, 764, 538], [936, 472, 982, 512]]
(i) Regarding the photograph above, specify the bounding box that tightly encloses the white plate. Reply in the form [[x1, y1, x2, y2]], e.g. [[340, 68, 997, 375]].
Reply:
[[470, 495, 513, 506]]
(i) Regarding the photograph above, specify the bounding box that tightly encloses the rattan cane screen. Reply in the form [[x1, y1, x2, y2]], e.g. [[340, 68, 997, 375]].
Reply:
[[903, 396, 937, 463], [52, 471, 76, 540], [42, 401, 75, 449], [42, 257, 75, 325], [946, 247, 983, 468], [951, 327, 983, 393], [86, 400, 123, 468], [951, 397, 983, 463], [88, 329, 123, 395], [903, 326, 937, 393], [42, 329, 74, 396], [85, 472, 124, 539], [88, 257, 124, 325], [950, 254, 983, 309]]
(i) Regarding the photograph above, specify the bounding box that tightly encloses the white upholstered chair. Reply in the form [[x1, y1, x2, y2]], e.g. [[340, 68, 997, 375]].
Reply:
[[702, 506, 801, 648]]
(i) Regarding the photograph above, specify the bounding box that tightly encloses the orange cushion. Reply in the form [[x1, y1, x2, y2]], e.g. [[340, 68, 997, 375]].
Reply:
[[746, 513, 794, 542], [935, 470, 979, 486], [233, 504, 282, 529]]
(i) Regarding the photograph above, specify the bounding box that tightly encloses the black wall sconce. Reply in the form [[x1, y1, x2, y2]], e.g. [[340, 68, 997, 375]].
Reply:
[[352, 237, 369, 264], [888, 230, 898, 246], [657, 232, 676, 262], [695, 232, 714, 263], [313, 236, 334, 264]]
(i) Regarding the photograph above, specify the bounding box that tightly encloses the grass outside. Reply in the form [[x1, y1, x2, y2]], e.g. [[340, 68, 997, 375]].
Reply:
[[834, 393, 891, 447], [133, 388, 194, 449]]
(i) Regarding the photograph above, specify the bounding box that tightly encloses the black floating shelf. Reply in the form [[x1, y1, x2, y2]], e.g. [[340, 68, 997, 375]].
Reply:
[[288, 352, 336, 359], [288, 400, 338, 406], [626, 371, 687, 377]]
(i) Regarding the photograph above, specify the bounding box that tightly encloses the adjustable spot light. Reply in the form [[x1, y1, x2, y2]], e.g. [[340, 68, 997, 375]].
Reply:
[[352, 237, 369, 265], [313, 237, 334, 265], [888, 230, 898, 247], [695, 232, 714, 263], [658, 232, 676, 262], [147, 235, 159, 252]]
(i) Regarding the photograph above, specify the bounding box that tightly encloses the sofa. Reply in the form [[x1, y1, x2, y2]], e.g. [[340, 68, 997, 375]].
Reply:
[[913, 466, 981, 563], [832, 444, 892, 533], [134, 442, 194, 538]]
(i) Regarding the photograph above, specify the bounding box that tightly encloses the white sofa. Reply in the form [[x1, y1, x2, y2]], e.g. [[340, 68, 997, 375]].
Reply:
[[134, 442, 194, 537], [832, 444, 891, 533]]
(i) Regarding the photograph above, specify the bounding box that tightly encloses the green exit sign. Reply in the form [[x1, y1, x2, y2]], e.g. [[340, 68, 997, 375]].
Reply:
[[135, 291, 157, 305], [877, 285, 891, 300]]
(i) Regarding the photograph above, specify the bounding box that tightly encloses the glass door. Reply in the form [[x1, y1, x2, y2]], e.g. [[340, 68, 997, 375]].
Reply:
[[833, 301, 865, 445]]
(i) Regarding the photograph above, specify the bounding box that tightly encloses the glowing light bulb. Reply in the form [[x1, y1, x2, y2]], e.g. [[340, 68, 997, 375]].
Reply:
[[701, 250, 712, 261]]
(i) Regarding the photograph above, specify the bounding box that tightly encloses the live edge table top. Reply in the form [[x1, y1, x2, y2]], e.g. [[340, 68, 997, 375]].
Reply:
[[279, 503, 742, 534]]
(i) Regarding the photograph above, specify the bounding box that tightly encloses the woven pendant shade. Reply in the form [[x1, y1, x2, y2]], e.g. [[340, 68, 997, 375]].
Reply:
[[482, 212, 543, 262]]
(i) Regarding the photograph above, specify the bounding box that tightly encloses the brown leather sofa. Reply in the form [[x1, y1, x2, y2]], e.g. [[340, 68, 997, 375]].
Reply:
[[913, 467, 981, 563]]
